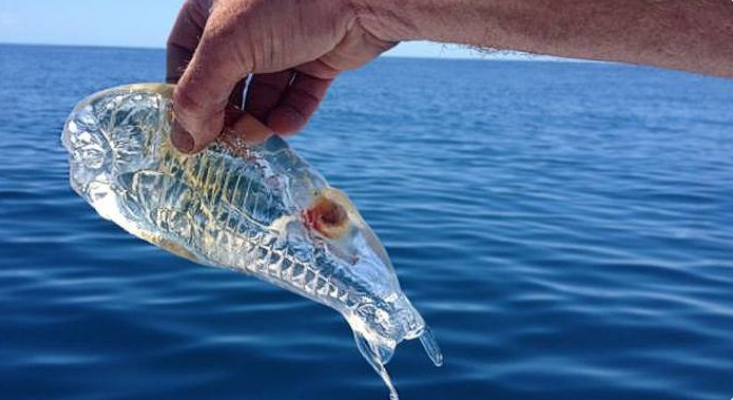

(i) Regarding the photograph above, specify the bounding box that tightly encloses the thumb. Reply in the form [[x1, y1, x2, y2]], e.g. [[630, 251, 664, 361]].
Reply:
[[171, 15, 253, 153]]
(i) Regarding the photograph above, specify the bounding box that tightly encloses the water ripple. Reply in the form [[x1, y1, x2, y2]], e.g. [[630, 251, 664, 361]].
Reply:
[[1, 45, 733, 400]]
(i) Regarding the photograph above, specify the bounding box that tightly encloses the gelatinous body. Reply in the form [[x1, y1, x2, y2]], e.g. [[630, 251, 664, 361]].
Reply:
[[61, 83, 442, 399]]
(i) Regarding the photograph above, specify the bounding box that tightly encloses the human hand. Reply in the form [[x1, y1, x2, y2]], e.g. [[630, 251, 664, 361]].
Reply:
[[166, 0, 397, 153]]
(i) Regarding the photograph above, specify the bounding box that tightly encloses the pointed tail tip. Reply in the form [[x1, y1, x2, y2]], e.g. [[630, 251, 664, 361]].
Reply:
[[418, 325, 444, 367], [353, 330, 400, 400]]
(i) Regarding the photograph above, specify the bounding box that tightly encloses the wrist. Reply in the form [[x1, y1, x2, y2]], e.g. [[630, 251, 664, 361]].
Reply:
[[349, 0, 421, 42], [350, 0, 495, 47]]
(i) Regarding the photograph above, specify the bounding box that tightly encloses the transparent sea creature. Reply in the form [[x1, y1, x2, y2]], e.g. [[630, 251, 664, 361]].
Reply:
[[61, 83, 442, 399]]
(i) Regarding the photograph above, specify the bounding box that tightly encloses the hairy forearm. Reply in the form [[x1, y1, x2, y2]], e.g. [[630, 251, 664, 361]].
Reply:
[[358, 0, 733, 77]]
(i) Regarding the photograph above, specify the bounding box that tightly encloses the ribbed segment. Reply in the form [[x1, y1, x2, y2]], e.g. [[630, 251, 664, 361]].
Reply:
[[173, 150, 347, 304]]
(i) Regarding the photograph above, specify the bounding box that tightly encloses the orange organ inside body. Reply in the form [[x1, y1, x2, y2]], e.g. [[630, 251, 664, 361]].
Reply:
[[303, 194, 350, 240]]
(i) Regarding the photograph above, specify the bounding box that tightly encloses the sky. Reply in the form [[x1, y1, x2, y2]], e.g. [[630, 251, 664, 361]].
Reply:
[[0, 0, 551, 60]]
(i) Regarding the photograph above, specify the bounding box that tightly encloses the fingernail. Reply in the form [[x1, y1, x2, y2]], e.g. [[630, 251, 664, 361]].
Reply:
[[171, 120, 195, 153]]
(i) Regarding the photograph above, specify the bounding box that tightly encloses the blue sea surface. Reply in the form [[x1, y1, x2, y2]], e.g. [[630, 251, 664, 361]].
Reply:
[[1, 44, 733, 400]]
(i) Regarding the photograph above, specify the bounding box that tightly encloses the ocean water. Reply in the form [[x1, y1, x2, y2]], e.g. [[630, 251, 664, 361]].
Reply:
[[1, 43, 733, 400]]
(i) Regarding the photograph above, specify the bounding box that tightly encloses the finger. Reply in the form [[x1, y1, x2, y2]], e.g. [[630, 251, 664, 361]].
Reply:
[[166, 0, 209, 84], [223, 111, 273, 147], [172, 7, 256, 153], [244, 71, 294, 121], [267, 72, 334, 136]]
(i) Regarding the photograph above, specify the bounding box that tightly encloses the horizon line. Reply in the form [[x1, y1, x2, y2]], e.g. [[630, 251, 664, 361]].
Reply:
[[0, 41, 585, 63]]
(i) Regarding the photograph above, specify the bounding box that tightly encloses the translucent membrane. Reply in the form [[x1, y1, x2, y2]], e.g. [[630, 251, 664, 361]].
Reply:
[[62, 83, 442, 399]]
